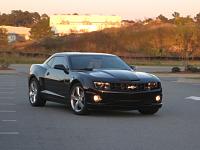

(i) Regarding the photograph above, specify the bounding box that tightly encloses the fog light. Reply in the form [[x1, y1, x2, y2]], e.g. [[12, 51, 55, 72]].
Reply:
[[94, 95, 102, 102], [155, 95, 161, 102]]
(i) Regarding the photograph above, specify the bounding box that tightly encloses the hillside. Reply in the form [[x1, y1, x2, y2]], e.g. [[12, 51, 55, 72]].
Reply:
[[1, 10, 200, 58], [12, 22, 200, 57]]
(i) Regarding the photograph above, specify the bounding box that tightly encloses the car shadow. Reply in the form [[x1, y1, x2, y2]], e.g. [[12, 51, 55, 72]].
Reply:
[[89, 110, 160, 118], [44, 102, 70, 112], [43, 102, 160, 118]]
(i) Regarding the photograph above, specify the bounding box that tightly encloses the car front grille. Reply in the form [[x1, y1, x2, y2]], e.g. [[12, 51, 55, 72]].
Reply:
[[110, 82, 160, 92]]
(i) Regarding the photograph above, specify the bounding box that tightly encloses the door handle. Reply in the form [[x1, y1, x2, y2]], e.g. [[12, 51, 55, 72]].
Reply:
[[46, 72, 50, 76]]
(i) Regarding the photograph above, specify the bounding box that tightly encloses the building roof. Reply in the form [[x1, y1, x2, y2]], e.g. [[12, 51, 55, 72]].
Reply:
[[50, 15, 122, 27], [0, 25, 31, 35]]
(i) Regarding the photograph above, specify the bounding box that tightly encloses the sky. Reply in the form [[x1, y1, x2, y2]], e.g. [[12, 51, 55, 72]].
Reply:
[[0, 0, 199, 20]]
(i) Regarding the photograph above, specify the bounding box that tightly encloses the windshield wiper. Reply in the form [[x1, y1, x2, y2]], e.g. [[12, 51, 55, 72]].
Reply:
[[78, 68, 93, 71]]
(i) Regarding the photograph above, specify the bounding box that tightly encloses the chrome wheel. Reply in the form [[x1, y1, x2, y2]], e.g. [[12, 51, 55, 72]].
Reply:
[[70, 86, 85, 113], [29, 81, 38, 104]]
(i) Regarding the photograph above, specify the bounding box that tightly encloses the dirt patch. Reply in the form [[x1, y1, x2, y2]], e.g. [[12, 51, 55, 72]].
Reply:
[[0, 67, 15, 71]]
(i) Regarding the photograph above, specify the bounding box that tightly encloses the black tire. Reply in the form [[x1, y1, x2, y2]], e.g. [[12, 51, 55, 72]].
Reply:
[[138, 107, 159, 115], [29, 78, 46, 107], [70, 83, 88, 115]]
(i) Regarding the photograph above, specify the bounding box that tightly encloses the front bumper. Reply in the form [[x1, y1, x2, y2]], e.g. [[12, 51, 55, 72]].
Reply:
[[85, 89, 162, 110]]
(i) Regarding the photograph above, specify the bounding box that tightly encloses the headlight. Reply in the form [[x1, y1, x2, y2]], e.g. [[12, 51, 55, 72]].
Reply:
[[145, 82, 160, 90], [94, 82, 111, 90]]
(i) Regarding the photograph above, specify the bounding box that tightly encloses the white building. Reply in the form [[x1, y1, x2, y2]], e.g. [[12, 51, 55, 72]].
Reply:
[[0, 26, 31, 43], [50, 15, 122, 36]]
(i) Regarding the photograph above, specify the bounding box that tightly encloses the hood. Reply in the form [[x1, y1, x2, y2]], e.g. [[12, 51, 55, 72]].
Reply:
[[83, 69, 157, 82]]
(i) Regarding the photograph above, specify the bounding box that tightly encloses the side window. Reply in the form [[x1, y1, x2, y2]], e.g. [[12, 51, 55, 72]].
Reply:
[[46, 57, 55, 67], [52, 56, 68, 68]]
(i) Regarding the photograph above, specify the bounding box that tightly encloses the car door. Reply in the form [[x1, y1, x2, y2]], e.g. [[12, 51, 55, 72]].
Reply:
[[44, 56, 70, 99]]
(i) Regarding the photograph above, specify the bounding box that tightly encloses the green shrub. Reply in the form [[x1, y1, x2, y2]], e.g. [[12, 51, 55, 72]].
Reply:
[[0, 60, 10, 69], [187, 65, 199, 73], [172, 67, 181, 73]]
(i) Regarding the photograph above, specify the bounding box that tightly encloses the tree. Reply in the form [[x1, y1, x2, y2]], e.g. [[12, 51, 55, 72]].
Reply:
[[175, 24, 199, 70], [172, 12, 194, 26], [41, 14, 49, 20], [172, 12, 180, 18], [152, 27, 166, 56], [30, 18, 54, 40], [195, 12, 200, 24], [143, 18, 153, 24], [0, 28, 8, 48], [0, 10, 41, 27], [157, 14, 169, 23]]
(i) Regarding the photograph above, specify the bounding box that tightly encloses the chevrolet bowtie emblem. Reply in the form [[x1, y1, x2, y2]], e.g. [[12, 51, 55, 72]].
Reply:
[[127, 85, 137, 90]]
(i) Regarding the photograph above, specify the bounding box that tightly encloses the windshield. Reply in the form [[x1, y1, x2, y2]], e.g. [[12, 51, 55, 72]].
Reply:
[[69, 55, 131, 70]]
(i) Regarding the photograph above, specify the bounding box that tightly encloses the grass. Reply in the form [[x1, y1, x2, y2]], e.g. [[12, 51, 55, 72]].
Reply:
[[128, 59, 200, 66], [0, 54, 46, 64], [186, 77, 200, 79], [0, 54, 200, 67]]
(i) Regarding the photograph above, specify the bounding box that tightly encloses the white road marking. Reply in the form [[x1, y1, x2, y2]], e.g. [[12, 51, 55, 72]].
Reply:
[[0, 97, 14, 100], [0, 103, 16, 105], [0, 84, 15, 86], [2, 120, 17, 122], [185, 96, 200, 101], [0, 92, 15, 94], [0, 132, 19, 135], [0, 97, 14, 101], [0, 88, 15, 90], [0, 110, 16, 113], [0, 87, 16, 89], [0, 84, 16, 86], [0, 82, 16, 84]]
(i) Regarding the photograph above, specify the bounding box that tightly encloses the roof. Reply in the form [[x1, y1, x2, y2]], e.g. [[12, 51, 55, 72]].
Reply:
[[50, 15, 122, 25], [43, 52, 116, 65], [53, 52, 116, 56], [0, 26, 31, 35]]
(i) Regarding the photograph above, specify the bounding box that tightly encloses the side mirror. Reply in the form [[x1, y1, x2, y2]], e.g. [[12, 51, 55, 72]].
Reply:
[[54, 64, 69, 74], [130, 65, 136, 71]]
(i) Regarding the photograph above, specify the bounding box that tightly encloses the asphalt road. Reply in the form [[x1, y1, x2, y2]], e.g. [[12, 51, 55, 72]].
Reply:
[[0, 68, 200, 150]]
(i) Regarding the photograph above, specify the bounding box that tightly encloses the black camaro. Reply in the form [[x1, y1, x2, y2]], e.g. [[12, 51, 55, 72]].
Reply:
[[29, 52, 162, 115]]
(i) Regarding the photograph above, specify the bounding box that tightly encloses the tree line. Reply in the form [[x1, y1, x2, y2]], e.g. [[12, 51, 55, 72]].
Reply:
[[0, 10, 47, 27], [0, 10, 53, 45]]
